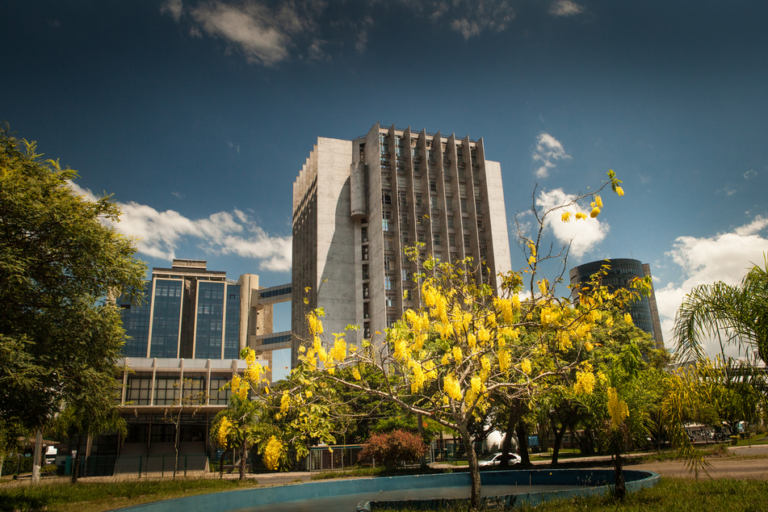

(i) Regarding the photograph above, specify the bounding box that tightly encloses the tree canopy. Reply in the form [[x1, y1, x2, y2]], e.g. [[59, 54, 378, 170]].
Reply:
[[0, 124, 147, 435], [674, 257, 768, 364]]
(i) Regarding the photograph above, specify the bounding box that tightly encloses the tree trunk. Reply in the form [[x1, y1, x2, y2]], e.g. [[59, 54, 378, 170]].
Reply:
[[417, 414, 427, 470], [516, 421, 531, 467], [459, 425, 482, 511], [32, 429, 43, 483], [239, 443, 247, 480], [174, 413, 181, 479], [71, 435, 83, 484], [499, 409, 517, 468], [551, 422, 566, 466], [613, 449, 626, 500]]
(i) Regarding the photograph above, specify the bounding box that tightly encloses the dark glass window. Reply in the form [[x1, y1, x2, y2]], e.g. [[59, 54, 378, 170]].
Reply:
[[153, 373, 180, 406], [126, 375, 152, 405], [224, 284, 241, 359], [149, 279, 183, 358], [195, 281, 225, 359], [209, 375, 232, 405], [119, 281, 152, 357]]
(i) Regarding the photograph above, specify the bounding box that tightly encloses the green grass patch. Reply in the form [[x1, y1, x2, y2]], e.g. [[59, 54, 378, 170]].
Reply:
[[0, 478, 259, 512], [374, 478, 768, 512]]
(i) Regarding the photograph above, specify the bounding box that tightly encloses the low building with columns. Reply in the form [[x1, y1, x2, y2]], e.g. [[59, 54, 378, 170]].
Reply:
[[75, 259, 292, 473]]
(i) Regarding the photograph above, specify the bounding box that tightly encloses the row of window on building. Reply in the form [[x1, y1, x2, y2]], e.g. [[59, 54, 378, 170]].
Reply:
[[119, 280, 242, 360]]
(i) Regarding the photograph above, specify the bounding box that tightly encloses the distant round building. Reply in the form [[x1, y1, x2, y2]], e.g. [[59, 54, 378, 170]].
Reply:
[[568, 258, 664, 348]]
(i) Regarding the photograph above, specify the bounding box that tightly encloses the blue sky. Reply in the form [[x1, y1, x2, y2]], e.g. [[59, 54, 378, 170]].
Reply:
[[3, 0, 768, 370]]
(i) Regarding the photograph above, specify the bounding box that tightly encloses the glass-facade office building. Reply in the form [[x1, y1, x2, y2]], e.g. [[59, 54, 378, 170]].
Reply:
[[101, 259, 288, 473], [569, 258, 664, 348], [119, 270, 242, 360]]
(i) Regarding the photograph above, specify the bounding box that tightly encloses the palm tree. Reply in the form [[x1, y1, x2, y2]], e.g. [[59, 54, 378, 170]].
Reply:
[[674, 258, 768, 365]]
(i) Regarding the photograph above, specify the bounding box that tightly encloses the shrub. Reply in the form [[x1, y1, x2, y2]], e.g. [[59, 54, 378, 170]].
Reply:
[[358, 430, 428, 467], [40, 464, 58, 475]]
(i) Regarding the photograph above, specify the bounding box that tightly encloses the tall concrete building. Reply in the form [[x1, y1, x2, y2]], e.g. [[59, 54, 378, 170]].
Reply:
[[569, 258, 664, 349], [292, 123, 512, 365]]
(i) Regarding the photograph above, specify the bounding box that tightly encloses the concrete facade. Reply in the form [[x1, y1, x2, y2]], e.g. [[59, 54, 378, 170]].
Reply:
[[291, 124, 513, 365]]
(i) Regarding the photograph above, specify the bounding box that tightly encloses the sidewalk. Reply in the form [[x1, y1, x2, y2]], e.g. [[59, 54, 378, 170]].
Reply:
[[428, 444, 768, 470]]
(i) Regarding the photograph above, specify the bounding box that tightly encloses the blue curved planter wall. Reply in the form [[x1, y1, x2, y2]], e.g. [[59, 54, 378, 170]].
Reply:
[[117, 469, 659, 512]]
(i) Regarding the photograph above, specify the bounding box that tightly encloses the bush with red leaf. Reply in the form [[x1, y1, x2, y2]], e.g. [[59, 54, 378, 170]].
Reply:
[[357, 429, 428, 467]]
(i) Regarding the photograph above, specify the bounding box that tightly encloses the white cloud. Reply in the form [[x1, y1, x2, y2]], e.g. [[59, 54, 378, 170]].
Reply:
[[549, 0, 583, 17], [160, 0, 184, 22], [353, 16, 373, 54], [655, 215, 768, 356], [307, 38, 328, 60], [189, 1, 313, 66], [171, 191, 185, 199], [744, 169, 757, 180], [536, 188, 609, 258], [448, 1, 515, 40], [532, 133, 571, 178], [68, 181, 292, 272]]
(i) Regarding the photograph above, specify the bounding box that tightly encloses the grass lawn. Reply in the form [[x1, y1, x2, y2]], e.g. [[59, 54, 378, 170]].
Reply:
[[375, 478, 768, 512], [0, 478, 260, 512], [734, 435, 768, 447]]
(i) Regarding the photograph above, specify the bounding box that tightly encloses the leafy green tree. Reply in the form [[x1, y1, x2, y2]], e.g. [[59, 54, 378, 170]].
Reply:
[[576, 342, 666, 499], [50, 388, 127, 484], [674, 258, 768, 364], [0, 125, 147, 438]]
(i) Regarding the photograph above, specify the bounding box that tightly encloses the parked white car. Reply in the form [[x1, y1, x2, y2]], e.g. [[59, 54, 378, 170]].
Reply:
[[478, 452, 521, 467]]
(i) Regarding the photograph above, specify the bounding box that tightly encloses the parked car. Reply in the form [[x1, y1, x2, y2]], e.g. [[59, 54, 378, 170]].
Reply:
[[478, 452, 521, 467]]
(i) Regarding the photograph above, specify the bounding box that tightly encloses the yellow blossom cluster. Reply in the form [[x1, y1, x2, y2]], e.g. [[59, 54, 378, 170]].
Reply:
[[217, 417, 232, 448], [308, 312, 323, 336], [574, 370, 596, 395], [263, 436, 283, 471], [444, 374, 462, 401], [498, 349, 511, 372], [352, 368, 362, 380], [280, 391, 290, 413], [607, 387, 629, 429], [521, 359, 532, 375], [328, 337, 347, 363], [493, 297, 515, 324]]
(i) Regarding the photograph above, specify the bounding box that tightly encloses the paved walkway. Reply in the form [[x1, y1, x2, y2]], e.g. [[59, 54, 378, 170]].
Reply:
[[429, 444, 768, 470]]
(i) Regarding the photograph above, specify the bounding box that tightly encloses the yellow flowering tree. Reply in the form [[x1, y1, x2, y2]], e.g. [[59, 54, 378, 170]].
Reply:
[[210, 347, 273, 479], [574, 341, 665, 500], [211, 347, 337, 475], [296, 172, 633, 509]]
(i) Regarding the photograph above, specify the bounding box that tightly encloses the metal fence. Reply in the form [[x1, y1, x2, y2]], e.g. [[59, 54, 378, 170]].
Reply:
[[58, 442, 441, 479]]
